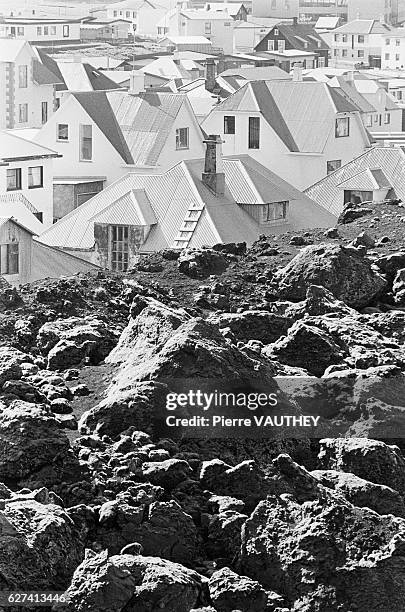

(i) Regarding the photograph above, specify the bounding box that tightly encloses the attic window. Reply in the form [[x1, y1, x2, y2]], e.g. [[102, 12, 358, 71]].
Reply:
[[274, 28, 279, 35], [263, 201, 288, 223]]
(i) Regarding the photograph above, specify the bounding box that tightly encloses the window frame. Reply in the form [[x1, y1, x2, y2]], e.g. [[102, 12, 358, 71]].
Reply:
[[79, 124, 93, 161], [28, 165, 44, 189], [0, 243, 19, 275], [41, 101, 48, 124], [248, 116, 260, 149], [6, 168, 22, 191], [63, 24, 70, 37], [224, 115, 235, 134], [263, 201, 288, 223], [18, 103, 28, 123], [326, 159, 342, 175], [57, 123, 69, 141], [109, 225, 130, 271], [335, 116, 350, 138], [18, 65, 28, 88], [175, 127, 189, 150]]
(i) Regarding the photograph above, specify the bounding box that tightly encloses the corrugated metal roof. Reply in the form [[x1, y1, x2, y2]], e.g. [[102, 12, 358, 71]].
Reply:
[[31, 240, 99, 283], [305, 146, 404, 217], [91, 189, 157, 225], [334, 19, 390, 34], [337, 168, 391, 190], [0, 195, 45, 235]]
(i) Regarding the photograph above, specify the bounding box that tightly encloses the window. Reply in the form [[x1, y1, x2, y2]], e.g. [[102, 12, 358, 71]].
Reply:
[[0, 243, 19, 275], [17, 27, 24, 36], [396, 39, 401, 46], [342, 34, 347, 43], [18, 103, 28, 123], [278, 39, 286, 52], [385, 53, 390, 60], [113, 10, 117, 16], [385, 112, 391, 124], [41, 101, 48, 124], [63, 24, 69, 37], [267, 39, 275, 51], [334, 34, 339, 42], [366, 114, 373, 127], [28, 166, 43, 189], [50, 25, 56, 35], [126, 10, 130, 17], [398, 91, 403, 100], [224, 116, 235, 134], [335, 116, 349, 138], [327, 159, 341, 175], [386, 38, 390, 45], [204, 22, 212, 34], [248, 116, 260, 149], [18, 65, 27, 88], [274, 28, 279, 35], [57, 123, 69, 140], [55, 98, 61, 110], [110, 225, 129, 271], [263, 201, 288, 222], [6, 168, 22, 191], [342, 49, 348, 57], [176, 127, 189, 149], [79, 124, 92, 160], [396, 54, 400, 61], [358, 35, 364, 43], [44, 26, 48, 35], [358, 50, 364, 58], [37, 26, 42, 36]]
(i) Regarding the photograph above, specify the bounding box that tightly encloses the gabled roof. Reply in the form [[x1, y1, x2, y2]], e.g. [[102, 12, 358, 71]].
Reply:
[[160, 35, 213, 45], [181, 9, 233, 20], [336, 168, 391, 190], [255, 23, 329, 52], [328, 76, 376, 113], [39, 155, 320, 252], [305, 146, 405, 217], [333, 19, 391, 35], [0, 216, 36, 236], [204, 2, 246, 16], [71, 90, 190, 166], [33, 60, 63, 86], [0, 131, 59, 162], [315, 17, 340, 30], [210, 80, 365, 153], [0, 194, 46, 235], [219, 66, 290, 81]]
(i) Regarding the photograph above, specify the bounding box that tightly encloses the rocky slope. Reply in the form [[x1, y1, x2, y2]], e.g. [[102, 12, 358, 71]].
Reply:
[[0, 201, 405, 611]]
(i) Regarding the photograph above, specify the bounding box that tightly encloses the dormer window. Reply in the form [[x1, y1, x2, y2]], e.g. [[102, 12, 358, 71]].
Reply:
[[263, 201, 288, 223]]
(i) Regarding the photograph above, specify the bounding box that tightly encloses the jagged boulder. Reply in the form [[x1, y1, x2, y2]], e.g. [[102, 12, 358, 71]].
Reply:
[[0, 400, 81, 487], [376, 251, 405, 281], [0, 498, 84, 590], [275, 243, 387, 308], [178, 248, 232, 279], [239, 494, 405, 610], [393, 268, 405, 305], [98, 500, 200, 563], [37, 317, 118, 370], [0, 346, 30, 387], [208, 310, 292, 344], [284, 285, 356, 319], [57, 550, 206, 612], [318, 438, 405, 495], [142, 458, 192, 490], [208, 567, 269, 612], [311, 469, 405, 517]]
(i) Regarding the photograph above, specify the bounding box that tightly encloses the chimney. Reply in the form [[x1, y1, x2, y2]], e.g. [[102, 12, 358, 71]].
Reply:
[[202, 135, 225, 196], [129, 70, 145, 94], [292, 16, 298, 26], [292, 62, 303, 81], [205, 57, 216, 92]]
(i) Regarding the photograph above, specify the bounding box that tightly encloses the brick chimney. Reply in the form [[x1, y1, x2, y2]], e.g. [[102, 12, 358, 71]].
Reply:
[[205, 57, 216, 92], [202, 135, 225, 196]]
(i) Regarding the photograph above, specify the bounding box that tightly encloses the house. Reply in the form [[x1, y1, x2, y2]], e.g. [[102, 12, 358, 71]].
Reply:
[[157, 8, 235, 53], [201, 78, 373, 189], [257, 48, 319, 71], [305, 145, 405, 217], [381, 29, 405, 69], [252, 0, 299, 19], [0, 40, 61, 130], [297, 0, 348, 25], [158, 35, 214, 53], [326, 74, 402, 131], [80, 19, 132, 41], [0, 131, 60, 228], [36, 52, 121, 108], [254, 21, 330, 68], [232, 21, 273, 53], [0, 217, 99, 287], [105, 0, 167, 36], [33, 85, 206, 216], [0, 17, 82, 43], [327, 19, 392, 68], [204, 3, 248, 21], [38, 139, 336, 269]]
